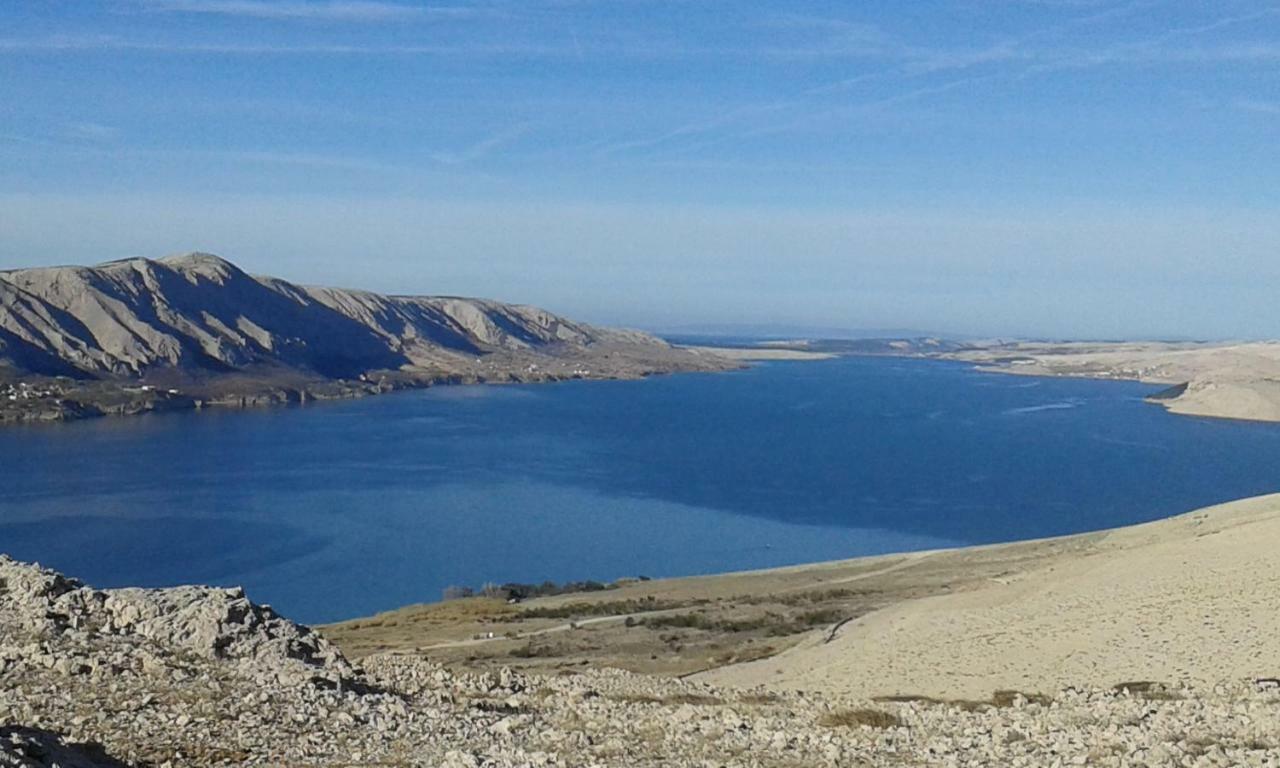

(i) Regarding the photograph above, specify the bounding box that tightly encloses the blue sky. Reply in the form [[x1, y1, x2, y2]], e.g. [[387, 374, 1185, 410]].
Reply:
[[1, 1, 1278, 338]]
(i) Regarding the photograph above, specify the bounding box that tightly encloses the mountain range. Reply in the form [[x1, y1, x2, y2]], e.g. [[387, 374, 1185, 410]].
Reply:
[[0, 252, 731, 422]]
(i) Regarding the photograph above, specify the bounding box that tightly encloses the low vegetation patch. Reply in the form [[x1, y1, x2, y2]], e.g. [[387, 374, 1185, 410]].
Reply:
[[713, 645, 780, 666], [470, 699, 530, 715], [444, 579, 624, 602], [1113, 681, 1184, 701], [737, 691, 782, 705], [872, 691, 1052, 712], [990, 690, 1053, 708], [666, 693, 725, 706], [331, 597, 516, 631], [873, 694, 945, 705], [609, 692, 725, 706], [639, 608, 846, 636], [508, 642, 559, 659], [819, 708, 903, 729], [793, 608, 847, 626], [520, 596, 695, 621], [738, 587, 871, 607]]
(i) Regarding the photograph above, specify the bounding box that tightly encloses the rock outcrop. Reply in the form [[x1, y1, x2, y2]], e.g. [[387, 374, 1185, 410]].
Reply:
[[0, 556, 354, 690]]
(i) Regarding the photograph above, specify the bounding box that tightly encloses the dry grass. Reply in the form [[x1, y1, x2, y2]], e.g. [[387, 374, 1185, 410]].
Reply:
[[873, 694, 945, 705], [872, 691, 1051, 712], [666, 693, 725, 706], [818, 708, 903, 729], [519, 597, 699, 620], [736, 587, 870, 607], [508, 642, 559, 659], [329, 598, 515, 632], [640, 608, 846, 636], [990, 690, 1053, 708], [1113, 681, 1184, 701], [608, 692, 725, 706], [325, 524, 1095, 680], [737, 691, 782, 705], [712, 644, 779, 666]]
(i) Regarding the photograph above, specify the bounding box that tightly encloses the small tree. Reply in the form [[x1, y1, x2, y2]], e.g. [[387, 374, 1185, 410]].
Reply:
[[442, 585, 474, 601]]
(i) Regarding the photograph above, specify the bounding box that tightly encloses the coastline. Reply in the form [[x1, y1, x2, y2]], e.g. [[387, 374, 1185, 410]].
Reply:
[[0, 346, 743, 427], [325, 491, 1280, 700], [1, 254, 747, 428], [1, 339, 844, 428], [935, 340, 1280, 424], [676, 345, 837, 361]]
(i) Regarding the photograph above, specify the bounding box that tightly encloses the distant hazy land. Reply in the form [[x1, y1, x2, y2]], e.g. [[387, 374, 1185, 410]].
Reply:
[[941, 340, 1280, 423], [710, 335, 1280, 425], [676, 344, 836, 360]]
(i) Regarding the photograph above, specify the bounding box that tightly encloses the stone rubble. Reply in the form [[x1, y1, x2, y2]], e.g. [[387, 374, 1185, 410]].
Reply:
[[2, 555, 1278, 767]]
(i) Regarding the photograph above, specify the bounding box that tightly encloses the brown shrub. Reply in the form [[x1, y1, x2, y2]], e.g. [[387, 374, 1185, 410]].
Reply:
[[818, 708, 903, 729]]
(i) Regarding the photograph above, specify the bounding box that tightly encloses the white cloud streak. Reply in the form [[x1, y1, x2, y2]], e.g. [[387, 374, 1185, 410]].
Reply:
[[135, 1, 482, 22], [0, 34, 559, 56], [430, 123, 531, 165]]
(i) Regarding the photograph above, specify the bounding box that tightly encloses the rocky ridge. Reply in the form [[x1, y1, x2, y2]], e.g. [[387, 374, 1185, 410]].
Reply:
[[2, 556, 1278, 767], [0, 253, 734, 423]]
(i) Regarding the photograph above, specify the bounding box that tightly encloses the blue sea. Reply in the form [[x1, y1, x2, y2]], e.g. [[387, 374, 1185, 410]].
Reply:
[[3, 356, 1280, 624]]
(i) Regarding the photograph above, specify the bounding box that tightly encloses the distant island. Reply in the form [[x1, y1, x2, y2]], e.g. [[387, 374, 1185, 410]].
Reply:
[[0, 253, 736, 424]]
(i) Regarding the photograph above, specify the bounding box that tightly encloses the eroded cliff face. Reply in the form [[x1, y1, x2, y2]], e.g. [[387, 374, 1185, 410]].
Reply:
[[0, 252, 659, 379], [0, 253, 736, 423]]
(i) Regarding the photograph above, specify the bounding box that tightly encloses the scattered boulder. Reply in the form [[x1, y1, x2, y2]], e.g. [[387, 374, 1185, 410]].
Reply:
[[0, 727, 129, 768]]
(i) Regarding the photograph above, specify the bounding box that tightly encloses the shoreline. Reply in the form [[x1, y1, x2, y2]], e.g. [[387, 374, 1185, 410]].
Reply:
[[324, 491, 1280, 700], [933, 340, 1280, 424], [0, 350, 743, 428], [675, 344, 838, 361], [0, 340, 843, 428], [965, 363, 1280, 424], [1, 253, 746, 428]]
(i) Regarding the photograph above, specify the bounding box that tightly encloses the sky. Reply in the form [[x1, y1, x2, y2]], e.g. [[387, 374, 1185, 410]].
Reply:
[[0, 0, 1277, 339]]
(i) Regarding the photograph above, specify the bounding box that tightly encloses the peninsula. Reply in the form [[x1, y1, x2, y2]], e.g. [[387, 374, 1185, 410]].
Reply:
[[0, 253, 735, 424], [940, 340, 1280, 423]]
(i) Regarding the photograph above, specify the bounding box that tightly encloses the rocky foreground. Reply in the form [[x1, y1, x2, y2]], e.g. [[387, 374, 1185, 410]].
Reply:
[[2, 556, 1278, 767]]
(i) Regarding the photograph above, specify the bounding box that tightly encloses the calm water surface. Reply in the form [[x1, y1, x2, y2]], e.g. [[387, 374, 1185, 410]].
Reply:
[[3, 356, 1280, 623]]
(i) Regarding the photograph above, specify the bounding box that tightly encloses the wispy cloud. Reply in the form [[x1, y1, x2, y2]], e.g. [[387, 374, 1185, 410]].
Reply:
[[594, 103, 791, 157], [591, 3, 1280, 161], [65, 122, 119, 141], [1237, 98, 1280, 115], [0, 34, 557, 56], [430, 124, 530, 165], [1022, 5, 1280, 72], [135, 0, 484, 22]]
